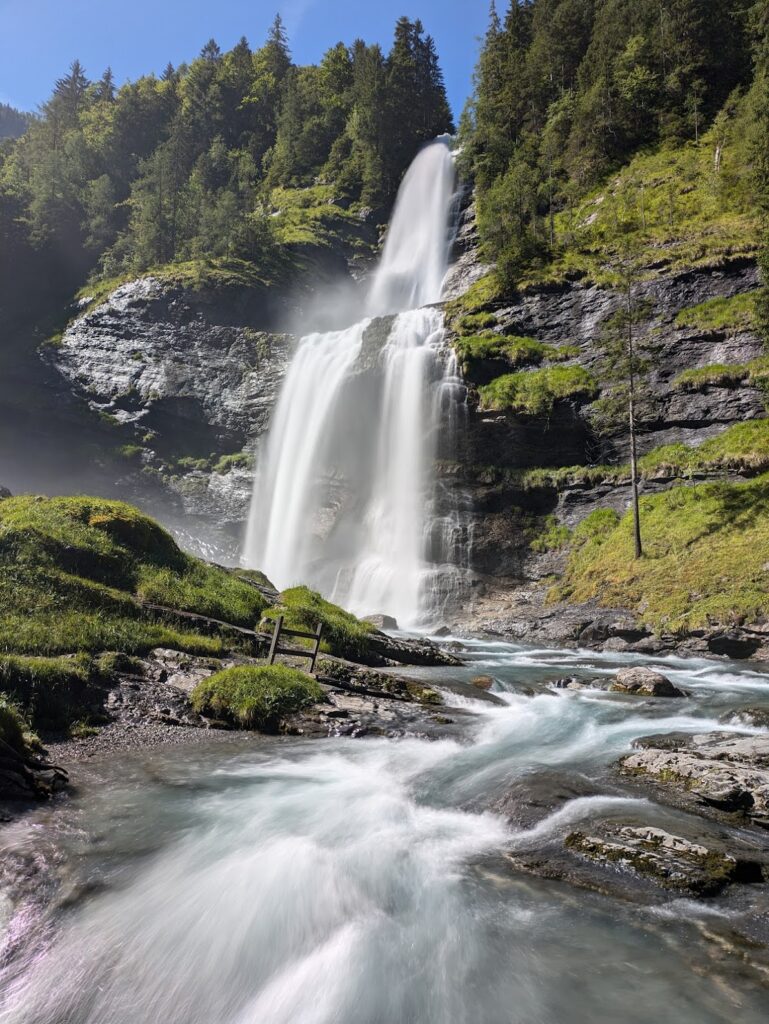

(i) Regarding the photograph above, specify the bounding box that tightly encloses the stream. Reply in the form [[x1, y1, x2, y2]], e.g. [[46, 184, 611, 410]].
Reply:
[[1, 640, 768, 1022]]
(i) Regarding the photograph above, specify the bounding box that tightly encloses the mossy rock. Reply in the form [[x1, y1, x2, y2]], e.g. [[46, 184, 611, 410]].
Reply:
[[191, 665, 325, 731]]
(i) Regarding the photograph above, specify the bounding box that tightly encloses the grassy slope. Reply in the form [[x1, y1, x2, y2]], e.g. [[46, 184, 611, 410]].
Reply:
[[0, 495, 267, 658], [554, 476, 769, 633]]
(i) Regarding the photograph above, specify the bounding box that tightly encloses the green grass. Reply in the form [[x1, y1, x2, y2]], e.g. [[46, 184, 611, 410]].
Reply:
[[555, 474, 769, 632], [515, 119, 758, 292], [672, 356, 769, 392], [265, 586, 375, 661], [453, 334, 580, 376], [499, 420, 769, 492], [76, 257, 291, 313], [0, 653, 102, 731], [0, 693, 36, 756], [479, 365, 598, 416], [190, 665, 324, 730], [213, 451, 252, 474], [530, 515, 572, 553], [0, 496, 267, 658], [444, 273, 503, 326], [674, 292, 757, 334]]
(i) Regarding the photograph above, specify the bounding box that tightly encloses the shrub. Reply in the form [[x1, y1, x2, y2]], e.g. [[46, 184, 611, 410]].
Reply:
[[191, 665, 324, 730]]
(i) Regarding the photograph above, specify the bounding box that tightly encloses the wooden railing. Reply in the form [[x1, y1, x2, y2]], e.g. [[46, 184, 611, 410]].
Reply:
[[267, 615, 323, 674]]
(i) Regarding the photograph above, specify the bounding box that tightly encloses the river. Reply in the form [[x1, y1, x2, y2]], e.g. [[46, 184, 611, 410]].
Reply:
[[1, 639, 768, 1023]]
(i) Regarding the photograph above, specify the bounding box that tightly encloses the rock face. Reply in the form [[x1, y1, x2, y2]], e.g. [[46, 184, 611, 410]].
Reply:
[[40, 196, 768, 640], [54, 278, 294, 460], [622, 732, 769, 826], [610, 667, 687, 697]]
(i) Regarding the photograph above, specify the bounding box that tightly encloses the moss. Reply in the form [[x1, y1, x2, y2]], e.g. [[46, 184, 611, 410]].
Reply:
[[557, 474, 769, 632], [265, 586, 375, 661], [117, 444, 144, 462], [479, 365, 598, 416], [191, 665, 324, 731], [0, 496, 265, 658], [675, 292, 756, 334]]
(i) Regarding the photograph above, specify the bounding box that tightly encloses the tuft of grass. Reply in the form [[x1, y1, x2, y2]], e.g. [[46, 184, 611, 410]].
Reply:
[[530, 515, 572, 553], [555, 474, 769, 633], [675, 292, 757, 334], [191, 665, 324, 731], [672, 356, 769, 392], [479, 365, 598, 416], [213, 451, 252, 474], [265, 586, 374, 661], [0, 693, 36, 756], [0, 654, 101, 731]]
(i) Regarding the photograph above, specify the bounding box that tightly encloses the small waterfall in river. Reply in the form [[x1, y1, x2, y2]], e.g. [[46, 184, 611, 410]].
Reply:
[[245, 138, 468, 626]]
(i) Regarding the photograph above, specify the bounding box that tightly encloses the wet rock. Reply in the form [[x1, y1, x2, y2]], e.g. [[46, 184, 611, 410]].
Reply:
[[621, 733, 769, 826], [610, 667, 687, 698], [365, 632, 464, 668], [364, 614, 399, 631], [565, 825, 764, 896], [722, 707, 769, 729], [472, 675, 494, 690], [432, 625, 452, 637]]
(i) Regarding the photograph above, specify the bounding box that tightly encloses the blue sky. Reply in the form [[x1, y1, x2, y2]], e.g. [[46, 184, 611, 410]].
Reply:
[[0, 0, 489, 119]]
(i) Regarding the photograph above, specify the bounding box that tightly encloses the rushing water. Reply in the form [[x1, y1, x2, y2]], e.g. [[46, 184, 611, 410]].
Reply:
[[245, 139, 466, 627], [2, 641, 768, 1024]]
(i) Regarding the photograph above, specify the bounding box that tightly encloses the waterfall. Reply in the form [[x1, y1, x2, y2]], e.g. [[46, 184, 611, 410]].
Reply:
[[244, 137, 465, 626]]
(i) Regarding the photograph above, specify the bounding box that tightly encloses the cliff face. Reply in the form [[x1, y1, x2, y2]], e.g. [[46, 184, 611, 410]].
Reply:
[[30, 197, 768, 650]]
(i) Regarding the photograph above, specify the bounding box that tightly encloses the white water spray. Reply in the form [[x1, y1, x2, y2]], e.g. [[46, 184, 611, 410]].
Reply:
[[245, 138, 464, 625]]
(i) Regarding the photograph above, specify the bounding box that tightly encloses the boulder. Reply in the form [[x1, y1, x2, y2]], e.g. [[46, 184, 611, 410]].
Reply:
[[610, 666, 686, 697], [0, 486, 11, 500], [621, 732, 769, 826], [364, 614, 399, 631], [565, 825, 763, 896], [471, 675, 494, 690]]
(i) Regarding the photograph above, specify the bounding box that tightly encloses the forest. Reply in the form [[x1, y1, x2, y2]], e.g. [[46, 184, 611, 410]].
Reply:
[[0, 14, 453, 322], [461, 0, 769, 297]]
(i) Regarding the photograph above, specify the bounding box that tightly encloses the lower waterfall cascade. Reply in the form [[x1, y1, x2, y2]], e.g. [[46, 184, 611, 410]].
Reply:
[[244, 138, 471, 625]]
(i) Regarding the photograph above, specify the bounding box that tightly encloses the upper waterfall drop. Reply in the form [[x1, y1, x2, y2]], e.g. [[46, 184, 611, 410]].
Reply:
[[366, 136, 457, 316], [244, 139, 466, 627]]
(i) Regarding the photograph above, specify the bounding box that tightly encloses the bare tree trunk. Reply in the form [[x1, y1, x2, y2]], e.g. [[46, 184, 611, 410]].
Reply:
[[626, 285, 643, 559]]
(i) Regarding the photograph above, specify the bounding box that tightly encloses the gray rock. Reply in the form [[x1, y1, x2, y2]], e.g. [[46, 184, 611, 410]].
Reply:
[[621, 732, 769, 825], [364, 614, 399, 631], [611, 666, 687, 697], [565, 824, 763, 896]]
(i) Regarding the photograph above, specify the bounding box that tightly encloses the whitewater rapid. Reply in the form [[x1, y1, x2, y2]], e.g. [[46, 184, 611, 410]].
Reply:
[[245, 139, 465, 626], [2, 640, 768, 1024]]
